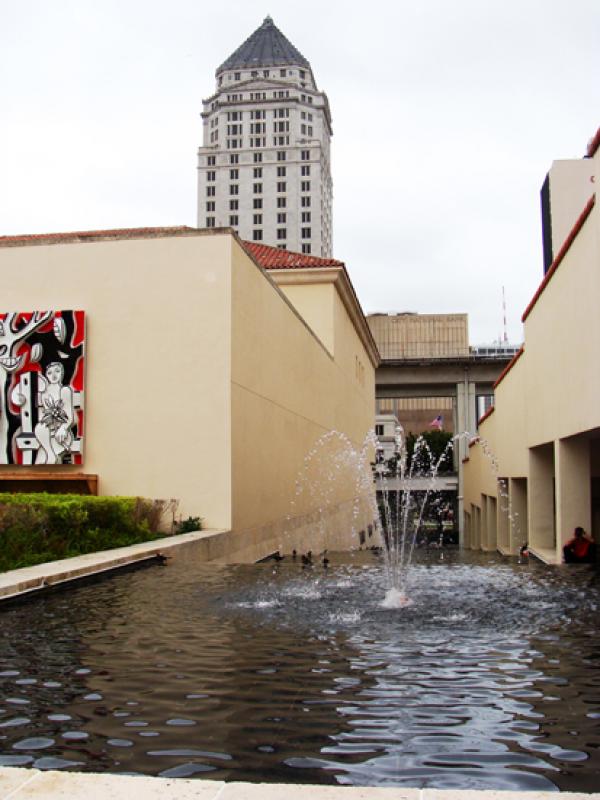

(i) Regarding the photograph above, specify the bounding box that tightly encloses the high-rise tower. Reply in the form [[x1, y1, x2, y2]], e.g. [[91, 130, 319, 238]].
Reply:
[[197, 17, 333, 256]]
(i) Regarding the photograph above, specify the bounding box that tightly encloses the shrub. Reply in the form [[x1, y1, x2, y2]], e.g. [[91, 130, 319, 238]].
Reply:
[[175, 515, 203, 534], [0, 494, 184, 573]]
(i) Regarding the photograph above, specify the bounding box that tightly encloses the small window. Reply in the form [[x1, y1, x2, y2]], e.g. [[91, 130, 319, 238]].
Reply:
[[229, 184, 239, 195], [301, 150, 310, 161], [277, 166, 286, 177], [277, 151, 286, 161], [277, 228, 286, 240], [229, 169, 238, 179], [277, 213, 287, 224], [206, 186, 215, 197], [301, 227, 311, 238], [206, 217, 215, 228], [229, 154, 239, 164], [375, 425, 384, 436], [253, 152, 263, 163], [229, 199, 239, 210], [207, 171, 215, 181], [277, 197, 287, 208], [277, 181, 286, 192], [229, 215, 239, 226], [234, 72, 241, 80], [253, 229, 263, 241], [301, 243, 311, 254], [253, 198, 263, 209], [206, 201, 215, 212], [207, 155, 216, 166], [253, 183, 263, 194]]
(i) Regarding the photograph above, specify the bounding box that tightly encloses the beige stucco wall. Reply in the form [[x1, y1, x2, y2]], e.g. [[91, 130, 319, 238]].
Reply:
[[0, 233, 233, 530], [546, 159, 595, 259], [277, 281, 335, 355], [463, 142, 599, 561], [230, 245, 377, 559]]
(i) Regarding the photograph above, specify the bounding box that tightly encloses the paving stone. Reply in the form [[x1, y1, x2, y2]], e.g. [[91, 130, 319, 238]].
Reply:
[[219, 783, 420, 800], [5, 770, 224, 799], [423, 790, 600, 800], [0, 768, 40, 799]]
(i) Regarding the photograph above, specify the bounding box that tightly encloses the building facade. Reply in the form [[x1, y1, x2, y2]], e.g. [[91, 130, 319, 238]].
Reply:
[[0, 228, 377, 562], [197, 16, 333, 257], [463, 128, 600, 562]]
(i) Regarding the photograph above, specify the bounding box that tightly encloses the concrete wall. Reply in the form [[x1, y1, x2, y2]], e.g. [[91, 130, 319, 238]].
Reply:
[[463, 136, 599, 562], [0, 232, 233, 530], [230, 246, 377, 560]]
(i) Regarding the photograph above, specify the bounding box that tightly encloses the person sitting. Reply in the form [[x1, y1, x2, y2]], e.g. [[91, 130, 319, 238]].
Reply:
[[563, 527, 596, 564]]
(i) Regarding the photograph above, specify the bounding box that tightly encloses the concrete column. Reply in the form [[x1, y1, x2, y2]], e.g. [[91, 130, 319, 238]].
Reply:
[[509, 477, 528, 553], [481, 494, 488, 550], [555, 436, 591, 559], [456, 378, 477, 549], [528, 444, 555, 555], [487, 495, 497, 551], [497, 480, 510, 553]]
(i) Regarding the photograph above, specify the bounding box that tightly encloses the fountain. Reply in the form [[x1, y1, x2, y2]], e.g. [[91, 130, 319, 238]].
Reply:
[[1, 427, 599, 791]]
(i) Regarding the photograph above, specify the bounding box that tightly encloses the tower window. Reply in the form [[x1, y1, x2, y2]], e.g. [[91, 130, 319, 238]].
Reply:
[[277, 151, 286, 162]]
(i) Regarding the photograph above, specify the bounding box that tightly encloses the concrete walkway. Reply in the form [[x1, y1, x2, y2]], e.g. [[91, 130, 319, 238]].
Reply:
[[0, 768, 598, 799], [0, 529, 228, 601]]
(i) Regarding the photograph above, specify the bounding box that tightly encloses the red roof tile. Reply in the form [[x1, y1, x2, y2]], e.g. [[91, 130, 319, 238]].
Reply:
[[587, 127, 600, 158], [243, 241, 344, 269], [478, 405, 495, 425], [522, 195, 595, 322], [493, 345, 524, 389]]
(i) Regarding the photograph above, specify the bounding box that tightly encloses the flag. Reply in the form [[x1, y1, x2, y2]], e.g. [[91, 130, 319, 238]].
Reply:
[[429, 414, 443, 430]]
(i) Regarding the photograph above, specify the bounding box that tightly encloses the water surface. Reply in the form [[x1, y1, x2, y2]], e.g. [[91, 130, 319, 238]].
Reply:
[[1, 549, 599, 791]]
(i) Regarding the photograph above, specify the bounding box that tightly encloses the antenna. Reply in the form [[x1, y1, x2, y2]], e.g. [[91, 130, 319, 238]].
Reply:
[[502, 286, 508, 343]]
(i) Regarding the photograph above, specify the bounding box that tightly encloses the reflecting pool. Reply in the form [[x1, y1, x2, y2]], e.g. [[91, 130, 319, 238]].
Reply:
[[1, 549, 599, 791]]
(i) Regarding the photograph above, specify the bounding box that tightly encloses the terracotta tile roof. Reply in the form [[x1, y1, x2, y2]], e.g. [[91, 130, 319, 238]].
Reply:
[[587, 127, 600, 158], [522, 194, 595, 322], [0, 226, 197, 248], [478, 405, 495, 425], [243, 241, 344, 269], [493, 345, 524, 389]]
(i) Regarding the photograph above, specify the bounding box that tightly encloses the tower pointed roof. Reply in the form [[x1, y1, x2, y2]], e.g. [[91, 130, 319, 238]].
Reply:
[[217, 16, 310, 74]]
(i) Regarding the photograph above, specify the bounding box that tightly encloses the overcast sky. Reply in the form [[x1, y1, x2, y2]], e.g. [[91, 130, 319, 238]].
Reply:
[[2, 1, 599, 344]]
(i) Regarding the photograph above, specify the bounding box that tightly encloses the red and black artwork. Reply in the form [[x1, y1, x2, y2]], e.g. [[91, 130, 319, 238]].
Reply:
[[0, 311, 85, 465]]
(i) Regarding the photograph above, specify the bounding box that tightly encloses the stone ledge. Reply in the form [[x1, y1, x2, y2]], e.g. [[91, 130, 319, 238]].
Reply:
[[0, 529, 229, 602], [1, 769, 599, 800]]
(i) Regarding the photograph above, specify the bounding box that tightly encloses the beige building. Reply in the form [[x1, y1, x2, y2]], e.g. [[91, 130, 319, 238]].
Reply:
[[463, 128, 600, 563], [0, 227, 378, 562]]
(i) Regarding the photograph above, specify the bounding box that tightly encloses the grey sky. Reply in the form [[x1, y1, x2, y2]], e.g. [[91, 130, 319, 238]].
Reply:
[[2, 0, 599, 344]]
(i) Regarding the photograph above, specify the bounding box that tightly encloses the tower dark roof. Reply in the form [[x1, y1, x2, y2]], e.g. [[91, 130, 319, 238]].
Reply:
[[217, 16, 310, 74]]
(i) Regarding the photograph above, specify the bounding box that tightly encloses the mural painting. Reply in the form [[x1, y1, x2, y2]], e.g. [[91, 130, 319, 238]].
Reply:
[[0, 311, 85, 465]]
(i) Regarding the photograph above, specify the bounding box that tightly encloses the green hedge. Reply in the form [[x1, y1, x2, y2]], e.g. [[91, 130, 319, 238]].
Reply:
[[0, 494, 174, 572]]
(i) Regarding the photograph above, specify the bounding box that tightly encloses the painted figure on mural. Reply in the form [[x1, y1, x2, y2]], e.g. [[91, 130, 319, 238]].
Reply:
[[0, 311, 85, 465], [34, 362, 75, 464]]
